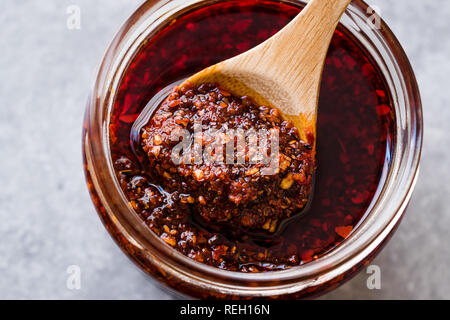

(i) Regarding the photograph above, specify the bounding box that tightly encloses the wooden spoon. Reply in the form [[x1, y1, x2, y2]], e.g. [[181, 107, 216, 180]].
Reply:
[[181, 0, 351, 146]]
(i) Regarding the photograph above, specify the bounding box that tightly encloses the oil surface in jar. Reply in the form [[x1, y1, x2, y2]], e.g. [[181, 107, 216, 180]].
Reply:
[[110, 0, 395, 272]]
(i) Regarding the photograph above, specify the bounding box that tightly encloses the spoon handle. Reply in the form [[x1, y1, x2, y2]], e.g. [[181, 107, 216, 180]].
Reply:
[[235, 0, 351, 121], [186, 0, 351, 144], [275, 0, 351, 116]]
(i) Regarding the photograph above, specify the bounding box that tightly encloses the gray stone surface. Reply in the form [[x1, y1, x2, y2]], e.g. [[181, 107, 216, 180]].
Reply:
[[0, 0, 448, 299]]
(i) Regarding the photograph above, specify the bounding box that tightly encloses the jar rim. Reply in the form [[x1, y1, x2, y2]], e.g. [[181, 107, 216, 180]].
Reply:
[[84, 0, 423, 296]]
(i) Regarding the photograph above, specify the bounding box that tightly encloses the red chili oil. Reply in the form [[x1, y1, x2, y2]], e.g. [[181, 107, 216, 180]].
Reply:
[[109, 0, 395, 271]]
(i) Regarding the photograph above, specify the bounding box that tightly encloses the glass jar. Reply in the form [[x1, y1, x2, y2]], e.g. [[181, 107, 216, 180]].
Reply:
[[83, 0, 423, 299]]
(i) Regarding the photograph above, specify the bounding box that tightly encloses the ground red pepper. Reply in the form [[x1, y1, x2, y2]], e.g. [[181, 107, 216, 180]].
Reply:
[[109, 0, 395, 272], [139, 82, 314, 233]]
